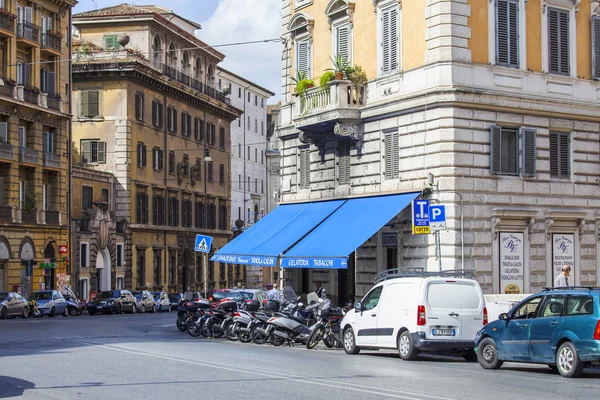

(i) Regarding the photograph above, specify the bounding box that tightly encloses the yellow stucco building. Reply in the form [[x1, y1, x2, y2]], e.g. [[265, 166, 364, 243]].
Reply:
[[0, 0, 75, 296], [71, 5, 242, 296]]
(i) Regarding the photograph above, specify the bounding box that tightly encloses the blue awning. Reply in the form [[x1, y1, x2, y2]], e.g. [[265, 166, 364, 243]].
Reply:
[[281, 192, 421, 268], [210, 199, 344, 266]]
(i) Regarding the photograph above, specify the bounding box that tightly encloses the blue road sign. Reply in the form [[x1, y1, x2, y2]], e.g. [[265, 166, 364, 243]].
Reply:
[[412, 199, 430, 234], [194, 234, 213, 253], [429, 205, 446, 231]]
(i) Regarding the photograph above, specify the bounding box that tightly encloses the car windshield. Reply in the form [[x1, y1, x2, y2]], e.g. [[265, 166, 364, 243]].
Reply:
[[32, 292, 52, 300], [97, 291, 118, 300], [212, 291, 229, 301], [169, 294, 179, 301], [237, 292, 255, 300], [134, 293, 142, 300], [0, 293, 7, 301], [152, 293, 161, 300]]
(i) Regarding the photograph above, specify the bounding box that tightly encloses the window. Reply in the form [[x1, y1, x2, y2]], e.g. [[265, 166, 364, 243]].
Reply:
[[247, 116, 250, 128], [168, 197, 179, 226], [102, 35, 119, 50], [238, 119, 241, 128], [40, 68, 56, 95], [182, 199, 192, 228], [238, 144, 242, 158], [334, 23, 351, 64], [379, 5, 399, 76], [43, 131, 54, 154], [490, 126, 536, 176], [152, 101, 164, 128], [80, 91, 100, 118], [336, 141, 351, 184], [168, 151, 175, 174], [219, 127, 225, 149], [116, 244, 123, 267], [154, 250, 162, 286], [81, 140, 106, 164], [255, 178, 258, 193], [135, 94, 144, 121], [255, 95, 258, 106], [195, 201, 205, 229], [167, 107, 177, 133], [549, 131, 570, 179], [255, 148, 258, 162], [181, 112, 192, 137], [208, 261, 214, 282], [182, 155, 189, 177], [207, 123, 216, 145], [220, 264, 226, 282], [101, 188, 109, 204], [81, 186, 93, 210], [153, 147, 163, 171], [137, 143, 147, 167], [261, 179, 264, 194], [238, 87, 242, 98], [566, 295, 594, 316], [247, 177, 250, 191], [137, 249, 146, 287], [511, 296, 542, 319], [254, 119, 258, 133], [261, 98, 264, 109], [208, 203, 217, 229], [219, 164, 225, 185], [547, 8, 570, 75], [207, 162, 213, 182], [495, 0, 519, 68], [539, 295, 565, 318], [0, 122, 7, 143], [296, 38, 311, 78], [219, 202, 227, 230], [384, 131, 399, 179], [362, 286, 383, 311], [299, 148, 310, 188], [261, 150, 264, 164], [247, 145, 250, 160], [593, 16, 600, 79], [80, 243, 89, 268], [261, 121, 264, 136], [136, 192, 148, 224], [195, 118, 204, 142], [152, 195, 165, 225], [238, 174, 242, 190], [247, 92, 251, 102]]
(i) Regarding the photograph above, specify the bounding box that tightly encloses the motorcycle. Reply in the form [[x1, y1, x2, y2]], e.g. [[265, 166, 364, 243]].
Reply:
[[234, 299, 261, 343], [61, 286, 82, 316], [306, 299, 344, 349], [184, 299, 212, 336], [27, 298, 41, 318], [201, 299, 238, 339]]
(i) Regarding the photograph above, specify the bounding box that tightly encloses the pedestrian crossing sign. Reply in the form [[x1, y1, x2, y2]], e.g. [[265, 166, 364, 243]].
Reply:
[[194, 234, 213, 253]]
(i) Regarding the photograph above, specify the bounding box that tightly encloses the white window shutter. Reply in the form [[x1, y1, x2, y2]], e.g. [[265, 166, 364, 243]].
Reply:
[[296, 40, 310, 77], [336, 25, 350, 63], [337, 141, 351, 184], [97, 141, 106, 163], [381, 7, 399, 75], [18, 127, 26, 148]]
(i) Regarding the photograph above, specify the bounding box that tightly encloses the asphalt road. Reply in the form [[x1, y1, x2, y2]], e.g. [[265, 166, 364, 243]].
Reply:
[[0, 312, 599, 400]]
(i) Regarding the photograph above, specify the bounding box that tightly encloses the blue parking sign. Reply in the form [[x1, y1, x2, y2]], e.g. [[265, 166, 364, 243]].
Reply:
[[412, 199, 430, 235], [429, 205, 446, 231]]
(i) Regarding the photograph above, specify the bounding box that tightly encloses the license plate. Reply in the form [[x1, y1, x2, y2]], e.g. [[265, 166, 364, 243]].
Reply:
[[97, 306, 103, 309], [432, 328, 455, 336]]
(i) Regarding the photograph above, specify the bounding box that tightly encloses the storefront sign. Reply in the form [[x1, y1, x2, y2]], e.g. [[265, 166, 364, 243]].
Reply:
[[382, 233, 398, 247], [499, 232, 524, 294], [552, 234, 574, 280], [59, 245, 68, 254]]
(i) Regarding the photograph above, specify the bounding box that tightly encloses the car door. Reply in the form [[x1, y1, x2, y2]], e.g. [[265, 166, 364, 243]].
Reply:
[[354, 285, 384, 346], [529, 295, 565, 362], [425, 281, 462, 341], [500, 296, 543, 361], [7, 293, 16, 315]]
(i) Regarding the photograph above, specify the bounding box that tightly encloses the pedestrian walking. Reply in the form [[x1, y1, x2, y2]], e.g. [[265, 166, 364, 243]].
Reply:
[[314, 281, 327, 300], [266, 283, 282, 302], [554, 264, 571, 287]]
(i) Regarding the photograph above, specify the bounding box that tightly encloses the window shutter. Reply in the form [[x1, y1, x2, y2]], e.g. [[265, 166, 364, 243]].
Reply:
[[88, 91, 99, 117], [496, 0, 519, 68], [548, 8, 569, 75], [159, 150, 163, 170], [559, 133, 570, 177], [490, 125, 502, 174], [336, 25, 350, 62], [0, 177, 4, 206], [18, 127, 25, 148], [337, 141, 351, 184], [0, 122, 7, 142], [521, 128, 536, 177], [158, 103, 164, 127], [81, 91, 89, 117], [43, 132, 48, 153], [45, 183, 52, 210], [97, 141, 106, 163], [299, 149, 310, 188], [47, 72, 56, 96], [152, 102, 157, 126], [296, 40, 310, 77], [381, 7, 399, 75], [593, 16, 600, 79]]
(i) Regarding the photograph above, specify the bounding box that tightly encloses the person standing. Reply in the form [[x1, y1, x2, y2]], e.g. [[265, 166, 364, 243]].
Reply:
[[266, 283, 282, 302], [554, 264, 571, 287], [315, 281, 327, 300]]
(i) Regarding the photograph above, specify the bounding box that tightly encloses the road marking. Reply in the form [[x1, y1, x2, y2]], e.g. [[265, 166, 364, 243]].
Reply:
[[73, 339, 457, 400]]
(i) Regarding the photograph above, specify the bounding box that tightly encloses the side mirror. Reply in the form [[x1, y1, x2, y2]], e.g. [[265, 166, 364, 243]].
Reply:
[[354, 301, 362, 312], [499, 313, 510, 321]]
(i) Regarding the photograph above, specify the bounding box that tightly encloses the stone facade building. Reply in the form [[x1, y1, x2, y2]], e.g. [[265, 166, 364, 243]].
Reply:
[[278, 0, 600, 300], [71, 5, 241, 294], [0, 0, 75, 296]]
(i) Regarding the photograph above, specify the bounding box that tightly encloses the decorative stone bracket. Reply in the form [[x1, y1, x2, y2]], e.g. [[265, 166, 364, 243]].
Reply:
[[334, 121, 363, 152], [492, 216, 501, 241], [526, 217, 535, 240], [578, 218, 585, 240], [298, 130, 326, 156], [596, 219, 600, 242], [545, 218, 554, 241]]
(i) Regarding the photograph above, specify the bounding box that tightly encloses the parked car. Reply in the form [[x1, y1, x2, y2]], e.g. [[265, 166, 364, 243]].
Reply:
[[88, 290, 137, 315], [475, 287, 600, 378], [207, 289, 230, 307], [168, 293, 180, 311], [152, 292, 171, 312], [340, 267, 487, 361], [31, 290, 68, 317], [232, 289, 267, 302], [132, 290, 156, 313], [0, 292, 29, 319]]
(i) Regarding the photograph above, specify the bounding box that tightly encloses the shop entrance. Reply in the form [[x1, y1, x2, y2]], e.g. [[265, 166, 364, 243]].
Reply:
[[43, 243, 55, 290]]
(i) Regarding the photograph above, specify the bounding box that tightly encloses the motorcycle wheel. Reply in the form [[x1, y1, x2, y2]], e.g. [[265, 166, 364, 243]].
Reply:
[[201, 318, 213, 338], [238, 329, 252, 343], [226, 322, 238, 341], [306, 327, 325, 350], [69, 307, 80, 317], [212, 322, 225, 339], [323, 332, 336, 349], [270, 331, 286, 347], [187, 320, 203, 337], [176, 319, 187, 332], [251, 324, 269, 345]]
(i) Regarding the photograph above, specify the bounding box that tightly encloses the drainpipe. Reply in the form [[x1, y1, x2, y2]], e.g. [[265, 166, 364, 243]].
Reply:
[[67, 8, 73, 286]]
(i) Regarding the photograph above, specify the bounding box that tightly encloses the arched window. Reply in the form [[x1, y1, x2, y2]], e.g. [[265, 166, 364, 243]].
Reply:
[[207, 64, 214, 87], [287, 13, 315, 79], [253, 204, 259, 223], [194, 58, 202, 81], [152, 35, 162, 68], [181, 51, 190, 75], [167, 43, 177, 68]]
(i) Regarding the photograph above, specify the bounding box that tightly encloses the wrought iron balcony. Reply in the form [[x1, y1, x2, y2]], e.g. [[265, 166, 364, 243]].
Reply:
[[0, 80, 14, 97], [21, 209, 37, 224], [43, 152, 61, 168], [160, 64, 230, 105], [17, 21, 39, 43], [0, 10, 15, 34], [41, 32, 61, 53], [0, 205, 12, 223], [19, 147, 39, 164], [0, 141, 14, 161], [47, 94, 61, 111], [23, 87, 37, 104], [161, 63, 178, 80], [45, 210, 59, 226]]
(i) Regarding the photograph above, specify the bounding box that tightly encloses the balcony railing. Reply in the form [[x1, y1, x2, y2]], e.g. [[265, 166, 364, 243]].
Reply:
[[162, 63, 178, 80], [0, 141, 14, 161], [17, 21, 39, 43], [41, 32, 60, 52], [47, 94, 61, 111], [0, 81, 14, 97], [23, 87, 37, 104], [19, 147, 38, 164], [21, 209, 37, 224], [160, 64, 230, 105], [43, 152, 61, 168], [45, 210, 59, 226], [0, 10, 15, 33], [295, 80, 366, 119], [80, 218, 91, 232], [299, 86, 332, 115], [0, 205, 12, 223]]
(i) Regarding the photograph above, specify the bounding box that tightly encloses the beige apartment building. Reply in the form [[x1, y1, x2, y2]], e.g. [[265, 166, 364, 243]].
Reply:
[[0, 0, 75, 295], [71, 4, 242, 294]]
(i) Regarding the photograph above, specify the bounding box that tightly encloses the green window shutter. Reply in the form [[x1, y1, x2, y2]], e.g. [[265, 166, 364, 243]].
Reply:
[[97, 141, 106, 163], [490, 125, 502, 174], [103, 36, 118, 50], [81, 91, 89, 117], [521, 128, 536, 177], [593, 16, 600, 79], [88, 91, 99, 117]]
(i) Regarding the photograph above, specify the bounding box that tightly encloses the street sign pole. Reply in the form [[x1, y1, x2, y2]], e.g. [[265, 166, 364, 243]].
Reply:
[[203, 253, 207, 299], [436, 230, 442, 272]]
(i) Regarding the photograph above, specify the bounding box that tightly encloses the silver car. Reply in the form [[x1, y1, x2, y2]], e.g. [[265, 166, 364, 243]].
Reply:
[[0, 292, 29, 319], [132, 290, 156, 313], [152, 292, 171, 312]]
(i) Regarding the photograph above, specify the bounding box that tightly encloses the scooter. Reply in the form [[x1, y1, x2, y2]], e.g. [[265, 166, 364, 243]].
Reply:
[[61, 285, 82, 316], [267, 300, 320, 347], [306, 300, 344, 349]]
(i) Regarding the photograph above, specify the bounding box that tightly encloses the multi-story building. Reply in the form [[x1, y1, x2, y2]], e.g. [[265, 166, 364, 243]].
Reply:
[[0, 0, 75, 295], [274, 0, 600, 301], [71, 4, 241, 294], [217, 68, 273, 287]]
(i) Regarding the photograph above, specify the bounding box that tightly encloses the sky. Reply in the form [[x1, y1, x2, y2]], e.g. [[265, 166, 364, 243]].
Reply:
[[73, 0, 282, 101]]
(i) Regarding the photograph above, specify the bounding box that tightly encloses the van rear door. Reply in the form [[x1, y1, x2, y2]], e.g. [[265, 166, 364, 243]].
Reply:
[[424, 281, 462, 340], [456, 281, 485, 341]]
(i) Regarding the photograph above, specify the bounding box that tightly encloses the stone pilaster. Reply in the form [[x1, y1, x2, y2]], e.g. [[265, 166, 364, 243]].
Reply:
[[425, 0, 471, 63]]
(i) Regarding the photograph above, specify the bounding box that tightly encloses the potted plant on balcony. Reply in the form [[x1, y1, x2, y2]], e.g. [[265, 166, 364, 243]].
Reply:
[[319, 71, 335, 90], [329, 54, 349, 80], [0, 8, 17, 19], [292, 71, 314, 96], [221, 86, 231, 96], [345, 64, 368, 104]]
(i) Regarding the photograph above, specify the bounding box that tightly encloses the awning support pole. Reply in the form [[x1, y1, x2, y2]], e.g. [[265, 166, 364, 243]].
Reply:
[[278, 256, 284, 291]]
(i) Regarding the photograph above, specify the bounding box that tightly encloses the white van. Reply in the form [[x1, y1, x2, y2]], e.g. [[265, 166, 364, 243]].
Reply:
[[341, 268, 487, 360]]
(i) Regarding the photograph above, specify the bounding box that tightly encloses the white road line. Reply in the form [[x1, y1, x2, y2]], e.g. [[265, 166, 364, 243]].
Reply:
[[73, 339, 457, 400]]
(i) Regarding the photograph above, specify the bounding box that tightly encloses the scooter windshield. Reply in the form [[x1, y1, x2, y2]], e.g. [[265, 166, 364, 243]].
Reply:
[[282, 286, 297, 303]]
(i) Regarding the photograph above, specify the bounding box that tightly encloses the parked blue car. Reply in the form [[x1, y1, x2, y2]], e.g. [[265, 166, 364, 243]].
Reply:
[[31, 290, 68, 317], [474, 287, 600, 377]]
